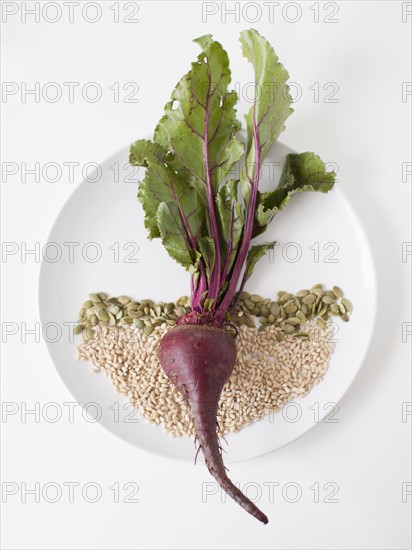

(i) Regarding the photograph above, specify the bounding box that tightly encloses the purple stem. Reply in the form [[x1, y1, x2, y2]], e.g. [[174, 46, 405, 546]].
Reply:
[[216, 121, 261, 323], [219, 204, 234, 285], [203, 73, 222, 307]]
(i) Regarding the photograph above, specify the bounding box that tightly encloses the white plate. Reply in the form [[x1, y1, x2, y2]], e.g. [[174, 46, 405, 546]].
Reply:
[[39, 142, 377, 463]]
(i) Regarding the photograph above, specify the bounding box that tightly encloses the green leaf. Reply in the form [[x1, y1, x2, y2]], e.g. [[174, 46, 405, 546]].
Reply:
[[216, 179, 244, 270], [203, 297, 215, 311], [153, 34, 244, 203], [156, 200, 201, 271], [253, 152, 336, 237], [243, 241, 276, 285], [198, 236, 215, 278], [239, 29, 293, 203], [130, 139, 205, 249]]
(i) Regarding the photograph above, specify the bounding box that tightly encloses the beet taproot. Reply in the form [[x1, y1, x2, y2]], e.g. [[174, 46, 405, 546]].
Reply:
[[159, 323, 269, 524]]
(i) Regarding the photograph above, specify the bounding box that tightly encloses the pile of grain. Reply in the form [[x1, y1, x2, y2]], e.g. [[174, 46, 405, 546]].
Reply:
[[76, 321, 335, 437]]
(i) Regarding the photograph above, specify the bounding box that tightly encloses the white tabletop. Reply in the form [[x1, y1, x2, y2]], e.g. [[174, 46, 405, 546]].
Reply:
[[1, 2, 411, 549]]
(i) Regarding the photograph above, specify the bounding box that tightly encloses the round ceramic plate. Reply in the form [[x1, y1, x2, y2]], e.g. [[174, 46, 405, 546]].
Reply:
[[39, 142, 377, 463]]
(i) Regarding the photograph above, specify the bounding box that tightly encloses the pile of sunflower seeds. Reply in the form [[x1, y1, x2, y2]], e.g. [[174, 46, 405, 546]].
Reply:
[[74, 285, 352, 340]]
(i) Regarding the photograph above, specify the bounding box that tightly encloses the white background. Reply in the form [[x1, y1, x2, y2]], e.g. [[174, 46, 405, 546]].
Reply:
[[1, 1, 411, 549]]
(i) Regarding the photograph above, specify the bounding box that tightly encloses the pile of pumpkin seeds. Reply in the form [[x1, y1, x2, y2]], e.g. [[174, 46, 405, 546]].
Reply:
[[233, 284, 352, 335], [74, 285, 352, 340]]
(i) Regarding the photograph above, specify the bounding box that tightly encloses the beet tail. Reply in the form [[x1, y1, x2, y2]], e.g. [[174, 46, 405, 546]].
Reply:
[[192, 400, 269, 525]]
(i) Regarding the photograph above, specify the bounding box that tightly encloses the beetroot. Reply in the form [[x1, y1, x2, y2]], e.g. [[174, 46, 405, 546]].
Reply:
[[159, 323, 268, 524], [130, 30, 335, 522]]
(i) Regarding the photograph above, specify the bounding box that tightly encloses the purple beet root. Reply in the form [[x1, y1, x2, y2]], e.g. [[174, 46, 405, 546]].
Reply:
[[158, 323, 269, 524]]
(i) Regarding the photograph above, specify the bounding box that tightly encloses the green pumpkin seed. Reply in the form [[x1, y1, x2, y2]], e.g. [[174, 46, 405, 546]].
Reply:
[[329, 303, 339, 313], [332, 286, 344, 298], [89, 293, 101, 303], [250, 294, 263, 303], [296, 289, 309, 297], [296, 311, 307, 323], [96, 310, 109, 322], [270, 302, 279, 316], [341, 313, 350, 322], [83, 300, 93, 309], [285, 304, 298, 314], [122, 317, 133, 324], [85, 327, 95, 339], [89, 314, 98, 326], [303, 293, 316, 305], [73, 325, 83, 335], [108, 305, 120, 315], [127, 310, 139, 319], [286, 317, 301, 325], [97, 292, 108, 301], [318, 306, 328, 317], [341, 298, 353, 313], [311, 284, 323, 291], [143, 325, 154, 336], [339, 303, 347, 314], [312, 288, 324, 297], [176, 296, 188, 307], [280, 293, 292, 303], [322, 295, 334, 304]]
